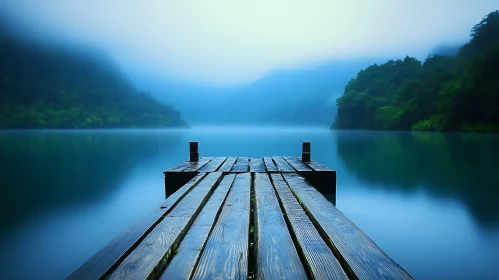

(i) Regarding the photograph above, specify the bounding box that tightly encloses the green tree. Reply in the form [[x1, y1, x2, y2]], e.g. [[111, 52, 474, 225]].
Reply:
[[333, 10, 499, 133], [0, 30, 187, 129]]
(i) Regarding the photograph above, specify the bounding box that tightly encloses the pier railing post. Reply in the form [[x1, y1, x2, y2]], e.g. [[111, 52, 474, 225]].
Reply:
[[302, 142, 311, 162], [189, 141, 199, 162]]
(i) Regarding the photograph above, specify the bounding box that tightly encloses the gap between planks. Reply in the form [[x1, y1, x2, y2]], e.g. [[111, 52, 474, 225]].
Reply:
[[282, 173, 412, 280], [159, 174, 237, 280], [107, 172, 224, 280], [191, 173, 251, 279], [270, 173, 349, 280], [67, 173, 210, 280], [253, 172, 308, 279]]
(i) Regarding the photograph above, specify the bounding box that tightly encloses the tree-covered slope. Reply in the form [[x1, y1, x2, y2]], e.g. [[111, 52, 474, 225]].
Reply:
[[333, 10, 499, 132], [0, 30, 186, 128]]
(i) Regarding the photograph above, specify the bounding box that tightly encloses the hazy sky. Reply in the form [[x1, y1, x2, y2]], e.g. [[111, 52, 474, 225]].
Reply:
[[1, 0, 497, 85]]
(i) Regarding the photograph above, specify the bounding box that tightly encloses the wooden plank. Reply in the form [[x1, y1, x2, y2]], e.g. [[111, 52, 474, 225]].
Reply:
[[68, 173, 208, 280], [283, 157, 312, 172], [160, 174, 237, 280], [182, 157, 214, 172], [217, 157, 237, 172], [249, 157, 266, 172], [230, 157, 249, 172], [272, 156, 295, 172], [298, 157, 333, 172], [254, 173, 307, 279], [282, 173, 413, 280], [192, 173, 251, 279], [165, 161, 192, 172], [263, 157, 278, 172], [271, 174, 348, 280], [198, 157, 227, 172], [107, 172, 224, 280]]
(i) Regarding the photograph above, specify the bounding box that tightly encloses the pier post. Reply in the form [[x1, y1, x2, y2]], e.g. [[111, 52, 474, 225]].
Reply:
[[302, 142, 311, 162], [190, 141, 199, 162]]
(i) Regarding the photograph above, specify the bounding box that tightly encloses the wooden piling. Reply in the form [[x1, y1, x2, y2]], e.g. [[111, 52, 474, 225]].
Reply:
[[189, 141, 199, 162], [302, 141, 311, 162]]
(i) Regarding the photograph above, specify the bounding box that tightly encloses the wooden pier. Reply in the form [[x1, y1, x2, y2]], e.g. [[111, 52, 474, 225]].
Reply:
[[69, 142, 412, 280]]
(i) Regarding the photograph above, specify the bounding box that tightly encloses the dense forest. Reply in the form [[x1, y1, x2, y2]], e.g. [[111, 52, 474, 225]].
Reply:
[[0, 30, 186, 128], [333, 10, 499, 132]]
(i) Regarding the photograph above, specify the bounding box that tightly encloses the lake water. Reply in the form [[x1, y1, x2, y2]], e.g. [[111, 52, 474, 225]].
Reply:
[[0, 128, 498, 279]]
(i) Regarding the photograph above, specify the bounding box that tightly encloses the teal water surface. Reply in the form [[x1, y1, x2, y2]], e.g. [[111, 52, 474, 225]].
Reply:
[[0, 128, 498, 279]]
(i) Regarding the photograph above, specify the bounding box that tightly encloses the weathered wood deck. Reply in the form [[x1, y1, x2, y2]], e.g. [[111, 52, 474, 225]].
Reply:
[[163, 156, 337, 204], [68, 142, 412, 280]]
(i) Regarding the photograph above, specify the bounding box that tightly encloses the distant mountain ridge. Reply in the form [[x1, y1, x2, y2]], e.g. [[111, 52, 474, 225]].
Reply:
[[0, 28, 186, 128], [133, 59, 380, 126]]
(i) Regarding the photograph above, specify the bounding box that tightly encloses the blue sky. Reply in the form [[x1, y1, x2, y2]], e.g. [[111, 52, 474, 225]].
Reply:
[[1, 0, 497, 85]]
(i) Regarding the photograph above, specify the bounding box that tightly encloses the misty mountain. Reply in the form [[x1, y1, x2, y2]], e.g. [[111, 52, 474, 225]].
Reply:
[[430, 44, 461, 56], [333, 10, 499, 132], [131, 59, 379, 126], [0, 28, 186, 129]]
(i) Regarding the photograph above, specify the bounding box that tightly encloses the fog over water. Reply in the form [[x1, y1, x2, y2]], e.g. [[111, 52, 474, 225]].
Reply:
[[2, 1, 497, 125], [1, 2, 499, 280], [1, 0, 497, 85]]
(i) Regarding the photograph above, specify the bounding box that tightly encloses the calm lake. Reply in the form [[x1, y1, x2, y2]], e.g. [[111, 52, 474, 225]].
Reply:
[[0, 128, 498, 279]]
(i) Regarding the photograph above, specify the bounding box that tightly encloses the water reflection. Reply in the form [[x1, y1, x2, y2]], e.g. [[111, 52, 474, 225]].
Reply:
[[335, 130, 499, 227], [1, 128, 498, 280], [0, 130, 183, 231]]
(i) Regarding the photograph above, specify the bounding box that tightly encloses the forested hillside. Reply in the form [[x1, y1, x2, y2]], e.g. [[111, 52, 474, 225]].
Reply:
[[333, 10, 499, 132], [0, 30, 186, 128]]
